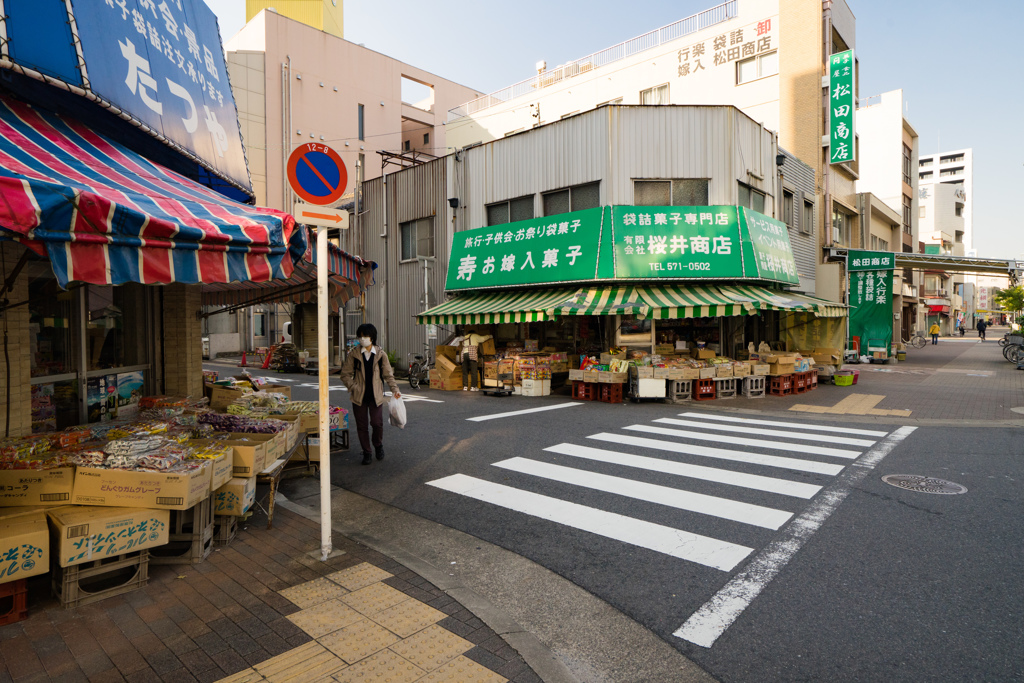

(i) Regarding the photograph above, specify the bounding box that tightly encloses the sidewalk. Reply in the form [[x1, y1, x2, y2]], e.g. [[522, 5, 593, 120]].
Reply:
[[0, 503, 539, 683]]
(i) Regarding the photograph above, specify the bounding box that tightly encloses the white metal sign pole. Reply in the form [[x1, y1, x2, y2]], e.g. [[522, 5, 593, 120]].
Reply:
[[316, 224, 332, 560]]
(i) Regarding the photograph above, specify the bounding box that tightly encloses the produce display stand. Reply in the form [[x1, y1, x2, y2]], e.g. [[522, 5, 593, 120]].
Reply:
[[628, 366, 666, 402]]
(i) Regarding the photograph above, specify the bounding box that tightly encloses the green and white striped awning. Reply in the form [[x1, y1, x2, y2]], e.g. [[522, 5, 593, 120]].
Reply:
[[636, 285, 756, 319], [718, 285, 847, 318], [416, 289, 577, 325], [552, 286, 649, 317]]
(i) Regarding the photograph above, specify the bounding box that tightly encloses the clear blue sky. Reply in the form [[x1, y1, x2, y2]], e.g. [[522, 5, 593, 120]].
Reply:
[[208, 0, 1024, 260]]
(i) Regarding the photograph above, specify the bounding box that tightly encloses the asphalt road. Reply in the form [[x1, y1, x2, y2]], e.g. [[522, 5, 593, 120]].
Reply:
[[206, 360, 1024, 682]]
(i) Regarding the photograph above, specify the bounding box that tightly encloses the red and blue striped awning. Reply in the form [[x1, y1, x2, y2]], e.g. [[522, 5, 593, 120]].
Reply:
[[0, 95, 305, 287]]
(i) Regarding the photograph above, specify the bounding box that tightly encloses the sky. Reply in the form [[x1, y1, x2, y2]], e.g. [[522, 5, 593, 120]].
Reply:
[[207, 0, 1024, 260]]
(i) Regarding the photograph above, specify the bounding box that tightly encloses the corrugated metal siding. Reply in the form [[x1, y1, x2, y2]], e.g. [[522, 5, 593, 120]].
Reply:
[[780, 147, 817, 294]]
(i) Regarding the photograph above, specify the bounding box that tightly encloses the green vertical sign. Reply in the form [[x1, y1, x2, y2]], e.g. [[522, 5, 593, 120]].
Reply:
[[848, 249, 893, 356], [829, 49, 855, 165], [740, 208, 800, 285]]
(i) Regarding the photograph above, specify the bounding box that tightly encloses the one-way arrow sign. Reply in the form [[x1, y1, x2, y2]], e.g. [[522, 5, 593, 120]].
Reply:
[[294, 203, 349, 228]]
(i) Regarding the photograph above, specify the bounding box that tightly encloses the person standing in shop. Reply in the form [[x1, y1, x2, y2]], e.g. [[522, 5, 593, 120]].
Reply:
[[459, 329, 493, 391], [339, 323, 401, 466], [929, 321, 941, 345]]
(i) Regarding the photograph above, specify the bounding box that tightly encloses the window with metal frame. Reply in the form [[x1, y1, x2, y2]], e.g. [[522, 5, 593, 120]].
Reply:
[[542, 181, 600, 216], [736, 51, 778, 84], [634, 179, 709, 206], [400, 217, 435, 260], [639, 83, 669, 105], [486, 196, 534, 226], [738, 182, 766, 213]]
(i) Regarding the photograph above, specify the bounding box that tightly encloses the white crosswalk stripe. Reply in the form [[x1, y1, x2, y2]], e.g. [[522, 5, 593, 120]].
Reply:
[[653, 417, 877, 447], [677, 412, 889, 437], [426, 413, 903, 578]]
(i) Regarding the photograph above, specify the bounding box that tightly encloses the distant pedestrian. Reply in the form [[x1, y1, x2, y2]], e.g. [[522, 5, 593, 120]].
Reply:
[[977, 319, 988, 341], [959, 324, 965, 337], [339, 323, 401, 466], [929, 322, 941, 345]]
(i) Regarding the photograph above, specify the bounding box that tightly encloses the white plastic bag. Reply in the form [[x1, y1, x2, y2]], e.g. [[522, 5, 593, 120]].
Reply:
[[388, 396, 407, 429]]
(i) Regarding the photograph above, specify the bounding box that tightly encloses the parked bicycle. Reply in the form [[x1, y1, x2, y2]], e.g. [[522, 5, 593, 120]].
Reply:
[[407, 345, 434, 390], [1002, 335, 1023, 364], [902, 331, 927, 349], [998, 332, 1010, 347]]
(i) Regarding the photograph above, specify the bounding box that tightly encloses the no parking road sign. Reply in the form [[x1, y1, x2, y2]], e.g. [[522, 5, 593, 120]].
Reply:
[[287, 143, 348, 205]]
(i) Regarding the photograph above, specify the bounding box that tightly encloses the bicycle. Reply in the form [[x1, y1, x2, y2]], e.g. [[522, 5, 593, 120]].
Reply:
[[407, 345, 434, 390], [1002, 335, 1023, 363], [902, 331, 927, 349]]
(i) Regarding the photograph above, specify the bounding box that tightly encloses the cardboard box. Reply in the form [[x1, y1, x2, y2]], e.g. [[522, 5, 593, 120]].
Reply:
[[224, 434, 272, 474], [298, 413, 319, 432], [428, 369, 463, 391], [733, 362, 752, 378], [481, 338, 496, 356], [72, 466, 210, 510], [294, 436, 323, 462], [521, 379, 550, 397], [692, 349, 716, 360], [436, 353, 459, 375], [675, 341, 689, 351], [0, 468, 75, 507], [768, 362, 797, 376], [679, 367, 701, 380], [273, 414, 302, 451], [752, 363, 770, 376], [715, 365, 734, 378], [209, 384, 251, 410], [0, 510, 48, 583], [652, 367, 671, 379], [213, 477, 256, 517], [568, 369, 584, 381], [47, 506, 171, 567], [698, 367, 717, 379], [435, 345, 459, 363], [210, 450, 233, 490], [483, 361, 499, 379]]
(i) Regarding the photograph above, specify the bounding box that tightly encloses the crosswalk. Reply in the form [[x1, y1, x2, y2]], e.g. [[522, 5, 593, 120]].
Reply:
[[426, 412, 899, 574]]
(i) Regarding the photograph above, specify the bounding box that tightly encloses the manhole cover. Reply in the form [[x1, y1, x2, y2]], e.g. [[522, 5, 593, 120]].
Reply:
[[881, 475, 967, 495]]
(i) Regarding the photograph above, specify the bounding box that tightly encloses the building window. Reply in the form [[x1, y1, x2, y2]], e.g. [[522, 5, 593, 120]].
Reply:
[[831, 205, 853, 245], [783, 190, 795, 228], [357, 103, 364, 141], [634, 179, 709, 206], [902, 194, 912, 234], [542, 182, 600, 216], [902, 144, 912, 185], [919, 206, 926, 219], [738, 182, 766, 213], [736, 51, 778, 84], [940, 167, 964, 177], [919, 158, 933, 167], [801, 200, 814, 235], [403, 140, 410, 152], [940, 154, 964, 164], [920, 171, 932, 179], [423, 132, 429, 145], [639, 83, 669, 105], [599, 98, 623, 106], [870, 236, 889, 251], [400, 217, 435, 260], [955, 205, 964, 217], [486, 196, 534, 226]]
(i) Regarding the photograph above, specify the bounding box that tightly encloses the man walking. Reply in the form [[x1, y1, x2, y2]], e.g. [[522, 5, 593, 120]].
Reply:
[[929, 321, 941, 345], [977, 319, 988, 341]]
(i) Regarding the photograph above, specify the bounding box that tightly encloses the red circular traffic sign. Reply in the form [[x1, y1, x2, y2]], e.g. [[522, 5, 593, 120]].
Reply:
[[286, 143, 348, 205]]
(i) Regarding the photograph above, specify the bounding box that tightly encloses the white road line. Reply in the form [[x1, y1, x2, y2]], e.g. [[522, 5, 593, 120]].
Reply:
[[466, 402, 584, 422], [545, 443, 823, 499], [587, 433, 845, 476], [678, 412, 889, 437], [674, 425, 917, 648], [426, 474, 752, 571], [654, 418, 876, 448], [493, 457, 793, 530], [624, 425, 862, 460]]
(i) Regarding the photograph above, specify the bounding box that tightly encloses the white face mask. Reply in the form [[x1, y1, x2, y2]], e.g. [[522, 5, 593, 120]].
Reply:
[[359, 337, 372, 348]]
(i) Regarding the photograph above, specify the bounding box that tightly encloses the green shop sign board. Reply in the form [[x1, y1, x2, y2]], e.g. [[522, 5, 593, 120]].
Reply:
[[445, 205, 801, 290], [829, 49, 856, 165], [848, 249, 893, 355]]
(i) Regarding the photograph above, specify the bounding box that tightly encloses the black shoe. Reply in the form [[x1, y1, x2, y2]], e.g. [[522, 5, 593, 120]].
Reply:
[[375, 446, 385, 461], [361, 452, 372, 465]]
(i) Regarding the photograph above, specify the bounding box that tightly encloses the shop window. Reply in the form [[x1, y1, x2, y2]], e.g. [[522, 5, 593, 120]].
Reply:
[[87, 284, 147, 371], [634, 179, 709, 206], [801, 200, 814, 234], [736, 51, 778, 84], [542, 181, 600, 216], [400, 217, 435, 260], [639, 83, 669, 105], [486, 196, 534, 226], [738, 182, 766, 213]]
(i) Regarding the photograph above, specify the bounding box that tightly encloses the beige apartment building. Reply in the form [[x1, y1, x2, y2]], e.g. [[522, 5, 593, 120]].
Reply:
[[446, 0, 861, 305]]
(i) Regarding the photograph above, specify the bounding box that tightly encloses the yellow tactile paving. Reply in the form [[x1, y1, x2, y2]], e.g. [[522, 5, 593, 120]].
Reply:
[[369, 598, 446, 638], [417, 655, 507, 683], [279, 576, 351, 609], [341, 582, 410, 616], [255, 641, 348, 682], [216, 669, 265, 683], [287, 598, 365, 638], [790, 393, 912, 417], [330, 649, 425, 683], [388, 625, 472, 671], [328, 562, 394, 591], [319, 616, 400, 664]]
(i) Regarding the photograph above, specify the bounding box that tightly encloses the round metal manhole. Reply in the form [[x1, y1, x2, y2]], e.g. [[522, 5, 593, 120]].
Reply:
[[881, 475, 967, 495]]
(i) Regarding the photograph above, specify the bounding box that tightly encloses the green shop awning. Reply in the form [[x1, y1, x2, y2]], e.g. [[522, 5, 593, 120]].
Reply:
[[416, 289, 576, 325], [719, 285, 847, 318], [553, 286, 648, 317], [636, 285, 755, 319]]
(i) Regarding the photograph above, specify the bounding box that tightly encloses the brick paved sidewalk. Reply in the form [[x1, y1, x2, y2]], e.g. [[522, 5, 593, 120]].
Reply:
[[0, 505, 537, 683]]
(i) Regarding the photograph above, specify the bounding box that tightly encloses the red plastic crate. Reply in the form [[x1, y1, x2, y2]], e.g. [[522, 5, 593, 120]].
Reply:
[[694, 378, 716, 401], [598, 383, 624, 403], [793, 371, 810, 394], [769, 374, 793, 396], [572, 381, 597, 401], [0, 579, 28, 626], [809, 368, 818, 389]]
